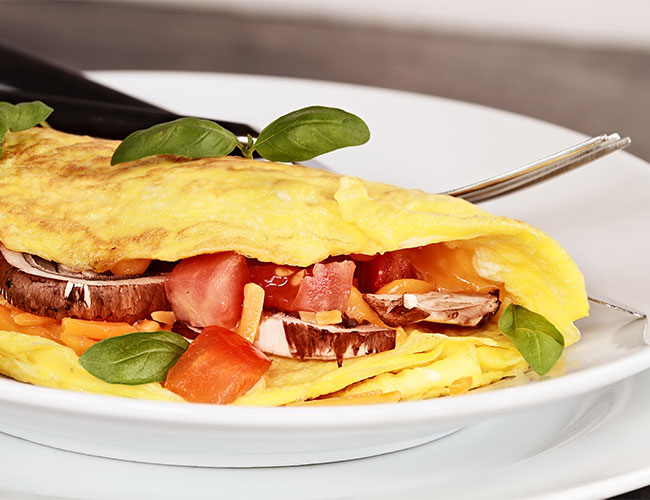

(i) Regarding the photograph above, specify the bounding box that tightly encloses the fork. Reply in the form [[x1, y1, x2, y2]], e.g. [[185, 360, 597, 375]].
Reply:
[[442, 133, 631, 203]]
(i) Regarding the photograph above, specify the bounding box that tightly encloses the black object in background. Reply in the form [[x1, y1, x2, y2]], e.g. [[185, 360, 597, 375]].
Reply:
[[0, 40, 257, 139]]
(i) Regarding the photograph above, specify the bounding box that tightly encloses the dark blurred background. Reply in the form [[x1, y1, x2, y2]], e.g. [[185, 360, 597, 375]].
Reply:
[[0, 1, 649, 497], [1, 0, 649, 161]]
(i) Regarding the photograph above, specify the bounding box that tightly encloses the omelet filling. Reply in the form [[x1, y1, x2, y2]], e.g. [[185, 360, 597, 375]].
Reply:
[[0, 243, 528, 405]]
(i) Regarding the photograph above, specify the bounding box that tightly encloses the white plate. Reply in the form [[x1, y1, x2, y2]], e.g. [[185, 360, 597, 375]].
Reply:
[[2, 363, 650, 499], [0, 71, 648, 469]]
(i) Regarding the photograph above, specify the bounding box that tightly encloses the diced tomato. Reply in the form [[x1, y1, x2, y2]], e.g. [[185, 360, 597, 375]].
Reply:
[[249, 263, 301, 310], [164, 252, 250, 329], [250, 260, 355, 313], [356, 250, 416, 293], [165, 325, 271, 404], [291, 260, 355, 312]]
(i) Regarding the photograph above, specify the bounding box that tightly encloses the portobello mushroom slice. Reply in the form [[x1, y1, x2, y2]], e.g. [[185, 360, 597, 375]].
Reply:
[[363, 289, 501, 328], [0, 244, 170, 323], [255, 312, 396, 366]]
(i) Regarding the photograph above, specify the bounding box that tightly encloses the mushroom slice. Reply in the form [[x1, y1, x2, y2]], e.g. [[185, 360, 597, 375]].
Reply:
[[0, 244, 170, 323], [363, 289, 501, 328], [255, 312, 396, 366]]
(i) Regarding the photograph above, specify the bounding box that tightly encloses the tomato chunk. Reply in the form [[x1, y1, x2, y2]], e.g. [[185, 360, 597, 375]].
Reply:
[[356, 250, 415, 293], [250, 260, 355, 312], [249, 263, 301, 310], [292, 260, 355, 312], [164, 252, 250, 329], [165, 325, 271, 404]]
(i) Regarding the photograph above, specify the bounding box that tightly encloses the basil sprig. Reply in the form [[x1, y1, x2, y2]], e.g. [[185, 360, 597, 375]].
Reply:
[[110, 105, 370, 165], [0, 101, 53, 157], [111, 117, 240, 166], [252, 106, 370, 162], [79, 331, 189, 385], [498, 304, 565, 375]]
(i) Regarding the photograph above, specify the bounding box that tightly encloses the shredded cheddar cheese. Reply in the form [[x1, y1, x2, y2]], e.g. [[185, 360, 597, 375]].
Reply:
[[345, 287, 387, 327], [109, 258, 152, 276], [134, 319, 162, 332], [151, 310, 175, 325], [12, 312, 58, 327], [238, 282, 265, 343], [376, 279, 436, 295], [299, 310, 343, 325], [315, 310, 343, 325], [61, 318, 137, 340]]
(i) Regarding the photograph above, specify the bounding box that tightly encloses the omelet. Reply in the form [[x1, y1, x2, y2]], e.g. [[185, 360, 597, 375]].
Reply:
[[0, 127, 589, 404]]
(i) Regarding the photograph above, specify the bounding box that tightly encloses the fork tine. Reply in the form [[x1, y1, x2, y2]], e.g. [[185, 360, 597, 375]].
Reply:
[[443, 134, 631, 203], [589, 296, 646, 319]]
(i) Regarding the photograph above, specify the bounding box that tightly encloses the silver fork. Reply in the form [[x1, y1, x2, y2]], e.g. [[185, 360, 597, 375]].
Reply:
[[442, 133, 631, 203], [589, 296, 646, 319]]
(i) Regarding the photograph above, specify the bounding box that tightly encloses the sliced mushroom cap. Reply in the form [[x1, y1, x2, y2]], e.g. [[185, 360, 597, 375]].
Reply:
[[0, 245, 171, 323], [255, 312, 396, 366], [363, 289, 501, 328]]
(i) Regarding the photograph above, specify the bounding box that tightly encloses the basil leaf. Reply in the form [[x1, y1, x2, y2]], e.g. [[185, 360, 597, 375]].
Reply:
[[0, 101, 53, 132], [79, 331, 189, 385], [111, 117, 241, 165], [498, 304, 565, 376], [251, 106, 370, 162], [0, 101, 54, 158]]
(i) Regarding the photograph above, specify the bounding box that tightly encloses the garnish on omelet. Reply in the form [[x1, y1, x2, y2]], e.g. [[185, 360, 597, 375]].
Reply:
[[0, 122, 588, 406]]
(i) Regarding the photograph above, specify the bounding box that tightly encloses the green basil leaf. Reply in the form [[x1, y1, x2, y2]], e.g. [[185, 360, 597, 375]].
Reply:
[[79, 331, 189, 385], [252, 105, 370, 162], [0, 101, 53, 132], [111, 117, 241, 165], [498, 304, 565, 376], [0, 101, 54, 158]]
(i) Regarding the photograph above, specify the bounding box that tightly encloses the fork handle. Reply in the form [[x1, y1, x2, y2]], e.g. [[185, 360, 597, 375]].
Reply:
[[443, 134, 631, 203], [0, 39, 159, 110], [0, 88, 258, 140], [0, 40, 259, 139]]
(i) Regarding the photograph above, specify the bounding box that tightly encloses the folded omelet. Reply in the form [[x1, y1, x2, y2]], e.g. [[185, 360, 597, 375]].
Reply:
[[0, 127, 588, 404]]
